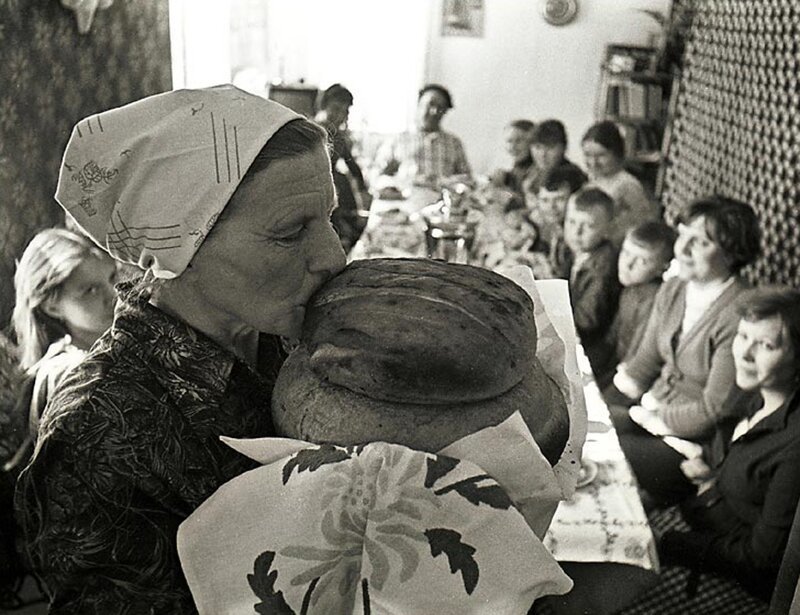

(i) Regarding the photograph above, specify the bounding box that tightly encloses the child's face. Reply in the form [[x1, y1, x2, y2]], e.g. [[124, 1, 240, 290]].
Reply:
[[505, 127, 532, 163], [582, 140, 622, 179], [564, 201, 610, 253], [531, 142, 565, 173], [618, 236, 667, 287], [48, 255, 117, 342], [535, 185, 571, 220]]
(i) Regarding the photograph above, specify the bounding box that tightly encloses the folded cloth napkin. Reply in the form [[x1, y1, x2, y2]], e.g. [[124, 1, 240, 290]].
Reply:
[[178, 414, 573, 615]]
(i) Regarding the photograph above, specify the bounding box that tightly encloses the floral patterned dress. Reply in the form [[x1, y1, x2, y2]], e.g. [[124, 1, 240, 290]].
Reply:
[[15, 280, 286, 614]]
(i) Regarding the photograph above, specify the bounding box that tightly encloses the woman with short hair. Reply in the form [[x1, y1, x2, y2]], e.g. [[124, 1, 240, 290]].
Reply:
[[619, 286, 800, 612], [581, 120, 659, 244], [608, 195, 762, 506]]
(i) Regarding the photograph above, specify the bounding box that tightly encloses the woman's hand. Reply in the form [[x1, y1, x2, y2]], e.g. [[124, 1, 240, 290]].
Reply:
[[613, 364, 647, 400], [680, 457, 713, 484]]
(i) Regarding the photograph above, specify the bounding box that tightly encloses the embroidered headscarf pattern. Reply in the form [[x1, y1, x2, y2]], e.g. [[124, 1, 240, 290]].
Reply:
[[55, 85, 300, 279]]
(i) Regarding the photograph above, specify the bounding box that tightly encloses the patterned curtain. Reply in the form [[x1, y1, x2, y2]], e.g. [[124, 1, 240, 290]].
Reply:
[[0, 0, 171, 328], [661, 0, 800, 286]]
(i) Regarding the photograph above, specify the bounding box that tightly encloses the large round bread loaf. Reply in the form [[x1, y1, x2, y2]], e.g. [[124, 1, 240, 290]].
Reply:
[[272, 346, 569, 465], [301, 258, 537, 404]]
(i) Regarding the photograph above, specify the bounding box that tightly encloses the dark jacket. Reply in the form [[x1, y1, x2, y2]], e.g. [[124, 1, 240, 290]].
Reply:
[[662, 388, 800, 600], [15, 281, 286, 614], [553, 239, 620, 375]]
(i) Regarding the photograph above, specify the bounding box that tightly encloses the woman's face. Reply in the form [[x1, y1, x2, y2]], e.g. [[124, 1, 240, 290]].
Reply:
[[47, 255, 117, 344], [531, 142, 565, 174], [581, 140, 621, 179], [674, 216, 733, 283], [733, 315, 797, 392], [188, 145, 347, 338]]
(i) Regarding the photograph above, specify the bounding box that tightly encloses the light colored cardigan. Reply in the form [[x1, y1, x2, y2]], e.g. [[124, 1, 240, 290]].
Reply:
[[624, 276, 750, 439]]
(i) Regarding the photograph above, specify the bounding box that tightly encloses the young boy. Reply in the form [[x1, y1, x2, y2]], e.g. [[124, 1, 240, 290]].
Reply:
[[596, 221, 676, 387], [489, 119, 536, 199], [526, 164, 587, 253], [552, 187, 621, 376]]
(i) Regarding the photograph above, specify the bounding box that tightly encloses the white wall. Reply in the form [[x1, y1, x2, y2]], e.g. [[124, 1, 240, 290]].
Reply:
[[425, 0, 671, 175]]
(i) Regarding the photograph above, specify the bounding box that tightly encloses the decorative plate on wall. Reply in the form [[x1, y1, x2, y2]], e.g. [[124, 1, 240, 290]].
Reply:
[[542, 0, 578, 26]]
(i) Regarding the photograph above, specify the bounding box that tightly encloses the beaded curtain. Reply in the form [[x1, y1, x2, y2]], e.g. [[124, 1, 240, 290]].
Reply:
[[661, 0, 800, 286]]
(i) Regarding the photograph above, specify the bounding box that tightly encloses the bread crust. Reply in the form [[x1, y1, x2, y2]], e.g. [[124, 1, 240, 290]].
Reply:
[[302, 258, 538, 404], [272, 346, 569, 465]]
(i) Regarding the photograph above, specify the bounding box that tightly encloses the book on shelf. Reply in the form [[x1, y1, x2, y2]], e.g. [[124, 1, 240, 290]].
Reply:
[[627, 82, 647, 119], [601, 79, 664, 121], [646, 84, 663, 120]]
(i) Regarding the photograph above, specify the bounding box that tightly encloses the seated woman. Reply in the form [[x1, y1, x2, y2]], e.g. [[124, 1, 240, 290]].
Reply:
[[619, 286, 800, 612], [4, 229, 117, 473], [15, 86, 347, 613], [607, 195, 761, 506], [314, 83, 371, 252], [581, 120, 659, 245]]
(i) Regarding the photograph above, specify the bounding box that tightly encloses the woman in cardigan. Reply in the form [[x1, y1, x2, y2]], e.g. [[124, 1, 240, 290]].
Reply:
[[619, 287, 800, 613], [606, 195, 761, 505], [581, 120, 659, 245]]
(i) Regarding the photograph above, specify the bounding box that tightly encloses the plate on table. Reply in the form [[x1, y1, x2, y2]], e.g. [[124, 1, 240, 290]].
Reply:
[[576, 459, 598, 488]]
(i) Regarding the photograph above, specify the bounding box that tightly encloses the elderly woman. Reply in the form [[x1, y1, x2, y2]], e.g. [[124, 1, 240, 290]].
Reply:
[[607, 195, 761, 506], [619, 287, 800, 613], [16, 86, 346, 613]]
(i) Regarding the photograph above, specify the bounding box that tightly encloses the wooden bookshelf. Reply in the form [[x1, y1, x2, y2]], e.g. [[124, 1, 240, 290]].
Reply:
[[595, 46, 674, 195]]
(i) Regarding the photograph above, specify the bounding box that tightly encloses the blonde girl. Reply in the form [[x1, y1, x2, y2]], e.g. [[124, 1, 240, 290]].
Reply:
[[7, 228, 116, 461], [13, 228, 117, 370]]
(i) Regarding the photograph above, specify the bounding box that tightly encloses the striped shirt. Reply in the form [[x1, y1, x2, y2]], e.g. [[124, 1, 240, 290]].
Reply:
[[377, 129, 472, 189]]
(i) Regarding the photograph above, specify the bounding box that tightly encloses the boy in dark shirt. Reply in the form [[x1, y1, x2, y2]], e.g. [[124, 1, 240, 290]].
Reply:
[[595, 221, 676, 387], [552, 187, 620, 376], [527, 164, 587, 254]]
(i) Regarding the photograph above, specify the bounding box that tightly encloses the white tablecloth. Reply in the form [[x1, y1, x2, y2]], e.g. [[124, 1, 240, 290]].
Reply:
[[544, 349, 659, 571]]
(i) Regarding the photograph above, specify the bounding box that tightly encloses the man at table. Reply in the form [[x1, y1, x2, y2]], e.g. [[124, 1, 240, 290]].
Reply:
[[374, 84, 472, 191]]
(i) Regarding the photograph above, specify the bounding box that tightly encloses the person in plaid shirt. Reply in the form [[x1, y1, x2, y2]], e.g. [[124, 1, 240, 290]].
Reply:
[[375, 84, 472, 190]]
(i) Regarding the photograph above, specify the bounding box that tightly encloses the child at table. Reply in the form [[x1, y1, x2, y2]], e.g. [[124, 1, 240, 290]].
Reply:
[[552, 187, 621, 377], [489, 119, 536, 201], [595, 221, 676, 388], [527, 119, 587, 197], [526, 164, 587, 254]]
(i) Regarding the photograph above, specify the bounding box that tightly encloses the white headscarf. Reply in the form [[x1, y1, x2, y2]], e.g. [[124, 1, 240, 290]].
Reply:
[[55, 85, 300, 279]]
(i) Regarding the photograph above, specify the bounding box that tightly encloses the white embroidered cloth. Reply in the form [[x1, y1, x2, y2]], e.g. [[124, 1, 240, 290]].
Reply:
[[177, 266, 587, 613], [55, 84, 300, 278], [178, 415, 573, 615]]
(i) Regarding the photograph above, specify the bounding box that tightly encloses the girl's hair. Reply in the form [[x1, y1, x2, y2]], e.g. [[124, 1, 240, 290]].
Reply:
[[581, 120, 626, 160], [738, 286, 800, 361], [12, 228, 105, 370]]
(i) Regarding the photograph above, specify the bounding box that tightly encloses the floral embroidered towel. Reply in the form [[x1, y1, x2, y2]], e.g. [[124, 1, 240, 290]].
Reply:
[[177, 434, 572, 614]]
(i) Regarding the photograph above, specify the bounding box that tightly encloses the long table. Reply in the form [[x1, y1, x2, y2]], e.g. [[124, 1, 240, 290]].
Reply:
[[349, 192, 659, 613], [536, 348, 659, 614]]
